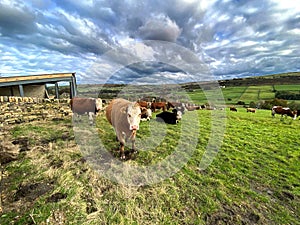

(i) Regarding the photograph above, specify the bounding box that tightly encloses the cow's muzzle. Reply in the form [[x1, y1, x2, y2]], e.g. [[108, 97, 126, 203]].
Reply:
[[130, 125, 139, 130]]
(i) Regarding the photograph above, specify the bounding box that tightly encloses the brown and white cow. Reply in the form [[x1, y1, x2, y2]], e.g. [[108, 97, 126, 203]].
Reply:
[[106, 98, 142, 159], [70, 97, 102, 125], [271, 106, 297, 120], [140, 107, 152, 121], [247, 108, 256, 113], [137, 100, 151, 109]]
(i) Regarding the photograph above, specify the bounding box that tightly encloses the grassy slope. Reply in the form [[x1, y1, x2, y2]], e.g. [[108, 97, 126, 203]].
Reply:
[[1, 109, 299, 224]]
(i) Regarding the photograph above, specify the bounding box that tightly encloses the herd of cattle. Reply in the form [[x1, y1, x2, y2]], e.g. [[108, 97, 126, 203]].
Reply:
[[70, 97, 299, 159]]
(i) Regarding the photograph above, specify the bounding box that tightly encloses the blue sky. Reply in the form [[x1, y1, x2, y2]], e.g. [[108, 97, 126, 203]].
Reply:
[[0, 0, 300, 84]]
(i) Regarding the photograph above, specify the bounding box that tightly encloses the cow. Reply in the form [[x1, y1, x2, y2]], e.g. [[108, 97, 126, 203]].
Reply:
[[175, 103, 187, 115], [297, 110, 300, 119], [140, 107, 152, 121], [105, 98, 142, 159], [151, 102, 168, 112], [169, 102, 184, 108], [271, 106, 297, 120], [247, 108, 256, 113], [156, 109, 181, 124], [230, 107, 237, 112], [137, 100, 151, 109], [70, 97, 102, 125], [186, 105, 200, 111]]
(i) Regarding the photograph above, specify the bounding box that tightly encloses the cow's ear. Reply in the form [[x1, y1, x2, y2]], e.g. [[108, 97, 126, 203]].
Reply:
[[120, 106, 127, 114]]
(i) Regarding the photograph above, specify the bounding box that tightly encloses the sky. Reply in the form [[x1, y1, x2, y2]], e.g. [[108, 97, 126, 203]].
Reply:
[[0, 0, 300, 84]]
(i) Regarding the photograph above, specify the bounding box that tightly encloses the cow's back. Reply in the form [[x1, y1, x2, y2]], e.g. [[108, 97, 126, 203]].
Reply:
[[71, 98, 96, 114], [111, 99, 130, 128], [106, 98, 130, 128], [105, 100, 113, 125]]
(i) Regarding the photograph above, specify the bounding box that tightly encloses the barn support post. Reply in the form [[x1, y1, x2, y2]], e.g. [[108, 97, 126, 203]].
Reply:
[[55, 82, 59, 99], [70, 74, 77, 98], [18, 84, 24, 97], [69, 82, 74, 98], [10, 86, 14, 96]]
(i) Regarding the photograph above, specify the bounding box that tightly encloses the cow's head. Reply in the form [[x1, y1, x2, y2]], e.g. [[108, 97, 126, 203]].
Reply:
[[172, 108, 182, 121], [95, 98, 103, 111], [122, 102, 141, 130], [293, 110, 297, 120]]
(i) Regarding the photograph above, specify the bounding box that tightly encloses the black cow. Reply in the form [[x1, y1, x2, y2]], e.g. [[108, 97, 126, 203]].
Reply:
[[156, 109, 180, 124]]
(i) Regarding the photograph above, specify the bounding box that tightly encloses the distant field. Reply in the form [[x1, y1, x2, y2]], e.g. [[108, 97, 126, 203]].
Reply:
[[274, 84, 300, 92], [188, 84, 300, 107], [75, 83, 300, 108]]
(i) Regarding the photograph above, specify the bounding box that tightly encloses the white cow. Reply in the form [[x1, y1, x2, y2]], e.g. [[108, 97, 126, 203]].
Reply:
[[106, 98, 142, 159]]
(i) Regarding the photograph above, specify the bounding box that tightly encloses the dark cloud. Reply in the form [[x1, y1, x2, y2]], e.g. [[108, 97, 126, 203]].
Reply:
[[137, 14, 181, 42], [0, 2, 38, 36]]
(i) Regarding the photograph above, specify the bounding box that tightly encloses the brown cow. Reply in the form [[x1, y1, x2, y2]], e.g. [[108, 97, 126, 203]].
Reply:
[[247, 108, 256, 113], [106, 98, 142, 159], [186, 105, 200, 111], [151, 102, 167, 112], [271, 106, 297, 120], [137, 100, 151, 109], [70, 97, 102, 125], [230, 107, 237, 112]]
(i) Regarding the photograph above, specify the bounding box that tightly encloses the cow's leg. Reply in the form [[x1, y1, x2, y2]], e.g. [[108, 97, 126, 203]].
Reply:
[[119, 142, 125, 160], [88, 112, 94, 125], [131, 139, 137, 154], [271, 110, 275, 117], [118, 132, 126, 160], [131, 131, 137, 154]]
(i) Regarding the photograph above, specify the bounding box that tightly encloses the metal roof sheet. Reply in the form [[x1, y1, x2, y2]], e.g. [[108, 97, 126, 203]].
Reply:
[[0, 73, 76, 87]]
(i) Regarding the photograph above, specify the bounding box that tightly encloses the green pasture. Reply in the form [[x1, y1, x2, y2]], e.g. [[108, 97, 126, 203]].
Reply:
[[1, 107, 299, 224], [188, 84, 300, 106], [274, 84, 300, 92]]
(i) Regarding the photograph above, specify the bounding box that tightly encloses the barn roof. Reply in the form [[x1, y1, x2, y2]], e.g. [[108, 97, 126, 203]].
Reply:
[[0, 72, 76, 86], [0, 72, 77, 98]]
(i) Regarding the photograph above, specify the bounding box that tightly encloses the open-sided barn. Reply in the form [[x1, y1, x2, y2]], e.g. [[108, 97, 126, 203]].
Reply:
[[0, 73, 77, 99]]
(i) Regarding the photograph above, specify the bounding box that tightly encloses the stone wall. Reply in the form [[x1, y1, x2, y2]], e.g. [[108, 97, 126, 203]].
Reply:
[[0, 96, 72, 125]]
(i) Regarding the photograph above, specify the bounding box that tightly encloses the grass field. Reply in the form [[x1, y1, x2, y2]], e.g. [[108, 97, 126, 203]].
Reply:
[[187, 84, 300, 107], [1, 107, 299, 224]]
